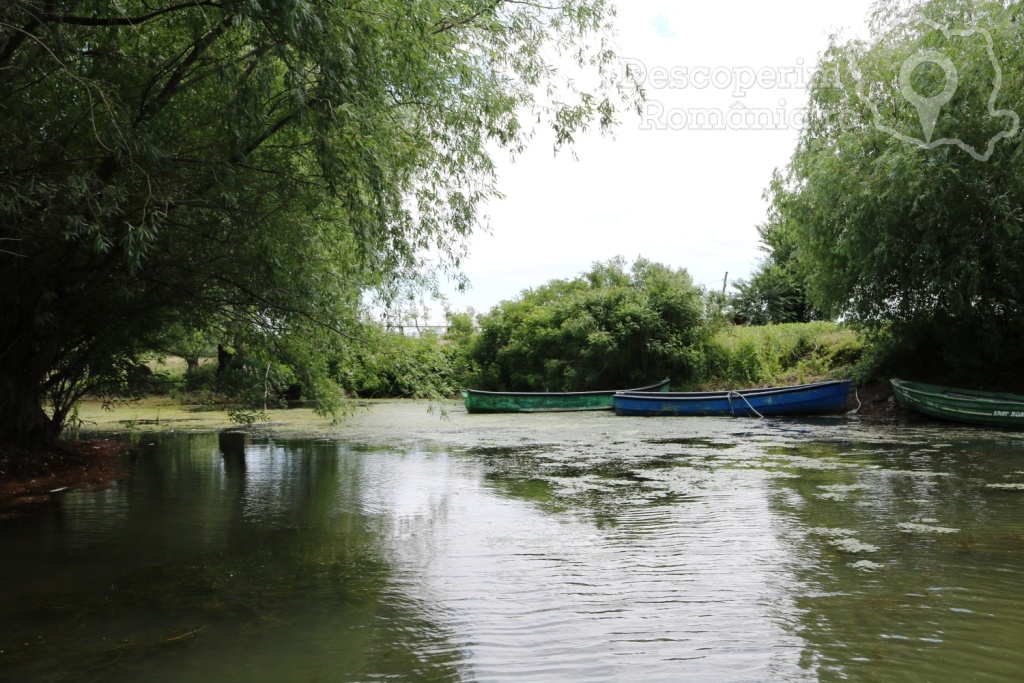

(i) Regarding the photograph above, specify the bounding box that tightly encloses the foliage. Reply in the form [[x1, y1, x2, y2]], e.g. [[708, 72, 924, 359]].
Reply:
[[699, 322, 865, 388], [0, 0, 636, 448], [769, 0, 1024, 382], [331, 327, 459, 399], [732, 263, 819, 326], [440, 310, 478, 386], [156, 325, 219, 375], [466, 258, 708, 391], [156, 322, 465, 404], [732, 174, 824, 325]]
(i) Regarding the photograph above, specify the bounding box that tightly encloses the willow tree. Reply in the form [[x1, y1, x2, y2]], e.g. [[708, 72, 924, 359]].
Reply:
[[769, 0, 1024, 379], [0, 0, 635, 450]]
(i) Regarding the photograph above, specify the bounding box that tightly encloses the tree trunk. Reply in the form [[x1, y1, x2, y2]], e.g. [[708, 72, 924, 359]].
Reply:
[[0, 364, 59, 450], [217, 344, 232, 375]]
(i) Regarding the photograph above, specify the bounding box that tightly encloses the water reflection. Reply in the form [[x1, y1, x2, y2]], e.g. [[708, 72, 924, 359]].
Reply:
[[0, 434, 467, 683], [1, 416, 1024, 682]]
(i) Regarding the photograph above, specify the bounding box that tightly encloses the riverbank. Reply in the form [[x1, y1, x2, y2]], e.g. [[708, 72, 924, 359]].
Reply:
[[0, 398, 415, 511], [0, 381, 904, 513], [70, 382, 904, 436], [846, 381, 898, 418], [68, 396, 351, 437], [0, 440, 128, 518]]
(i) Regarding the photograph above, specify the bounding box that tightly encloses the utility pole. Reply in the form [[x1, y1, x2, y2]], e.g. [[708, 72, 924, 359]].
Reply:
[[722, 271, 728, 297]]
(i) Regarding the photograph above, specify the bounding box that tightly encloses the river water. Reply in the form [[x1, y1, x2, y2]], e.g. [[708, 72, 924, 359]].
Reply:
[[2, 402, 1024, 682]]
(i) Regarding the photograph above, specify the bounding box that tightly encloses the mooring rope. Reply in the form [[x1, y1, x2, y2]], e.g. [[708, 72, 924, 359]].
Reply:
[[846, 386, 862, 415], [727, 390, 764, 419]]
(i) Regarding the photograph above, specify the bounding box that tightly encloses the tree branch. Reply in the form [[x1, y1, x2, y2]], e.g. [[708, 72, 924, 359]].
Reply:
[[134, 15, 231, 126], [433, 1, 502, 35], [0, 17, 40, 69], [41, 2, 220, 27]]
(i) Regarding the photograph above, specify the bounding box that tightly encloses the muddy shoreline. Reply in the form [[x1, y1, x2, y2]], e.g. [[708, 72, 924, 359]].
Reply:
[[0, 440, 129, 518]]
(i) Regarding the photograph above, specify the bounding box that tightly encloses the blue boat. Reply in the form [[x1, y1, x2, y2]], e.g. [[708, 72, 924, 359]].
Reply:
[[612, 380, 852, 417]]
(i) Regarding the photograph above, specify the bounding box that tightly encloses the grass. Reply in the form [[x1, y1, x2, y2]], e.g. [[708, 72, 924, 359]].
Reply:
[[698, 321, 865, 389], [70, 397, 342, 438]]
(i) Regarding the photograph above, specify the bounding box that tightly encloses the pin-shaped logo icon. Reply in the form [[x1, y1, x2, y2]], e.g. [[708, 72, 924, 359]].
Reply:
[[898, 50, 959, 143], [853, 17, 1019, 161]]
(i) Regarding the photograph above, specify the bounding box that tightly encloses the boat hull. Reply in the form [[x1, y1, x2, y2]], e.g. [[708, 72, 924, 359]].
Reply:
[[461, 379, 670, 414], [613, 380, 851, 417], [890, 379, 1024, 429]]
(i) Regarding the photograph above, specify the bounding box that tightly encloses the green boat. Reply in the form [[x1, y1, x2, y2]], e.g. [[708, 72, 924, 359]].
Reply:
[[461, 379, 671, 414], [890, 378, 1024, 429]]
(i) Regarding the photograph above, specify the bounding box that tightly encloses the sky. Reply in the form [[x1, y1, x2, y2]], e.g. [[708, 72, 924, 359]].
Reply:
[[427, 0, 877, 322]]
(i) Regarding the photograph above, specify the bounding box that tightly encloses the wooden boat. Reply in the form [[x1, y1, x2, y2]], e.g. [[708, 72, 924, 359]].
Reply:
[[612, 380, 851, 417], [461, 379, 671, 414], [890, 378, 1024, 428]]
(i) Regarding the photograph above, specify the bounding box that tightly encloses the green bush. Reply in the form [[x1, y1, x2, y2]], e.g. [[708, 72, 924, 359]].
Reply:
[[463, 258, 708, 391], [331, 328, 459, 399]]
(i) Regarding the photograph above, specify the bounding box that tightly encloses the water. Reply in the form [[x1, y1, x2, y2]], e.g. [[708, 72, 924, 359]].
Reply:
[[3, 404, 1024, 682]]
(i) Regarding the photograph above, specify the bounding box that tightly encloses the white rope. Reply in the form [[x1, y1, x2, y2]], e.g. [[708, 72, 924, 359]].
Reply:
[[727, 390, 764, 419], [846, 386, 862, 415]]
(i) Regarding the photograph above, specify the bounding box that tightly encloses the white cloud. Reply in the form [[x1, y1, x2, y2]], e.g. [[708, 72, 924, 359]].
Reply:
[[651, 14, 677, 40]]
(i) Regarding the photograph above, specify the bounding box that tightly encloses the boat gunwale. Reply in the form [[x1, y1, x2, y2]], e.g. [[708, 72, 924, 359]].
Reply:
[[461, 378, 670, 399], [890, 379, 1024, 407], [612, 380, 850, 416], [615, 380, 850, 401]]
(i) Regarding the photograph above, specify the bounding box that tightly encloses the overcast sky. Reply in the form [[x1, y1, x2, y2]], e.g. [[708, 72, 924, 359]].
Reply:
[[428, 0, 876, 321]]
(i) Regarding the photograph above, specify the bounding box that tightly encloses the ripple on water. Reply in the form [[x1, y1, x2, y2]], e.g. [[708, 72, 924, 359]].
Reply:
[[896, 522, 960, 534]]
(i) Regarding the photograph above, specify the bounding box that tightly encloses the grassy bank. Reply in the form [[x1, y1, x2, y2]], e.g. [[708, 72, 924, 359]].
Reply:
[[70, 322, 871, 440], [69, 397, 348, 439], [71, 322, 871, 440], [138, 322, 870, 403], [697, 322, 865, 389]]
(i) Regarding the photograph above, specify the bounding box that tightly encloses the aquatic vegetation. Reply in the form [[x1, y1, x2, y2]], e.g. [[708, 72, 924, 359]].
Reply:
[[830, 538, 880, 554], [850, 560, 884, 571], [810, 527, 879, 554], [764, 471, 802, 479], [545, 475, 632, 495], [817, 485, 868, 493], [815, 483, 867, 501], [896, 522, 959, 534]]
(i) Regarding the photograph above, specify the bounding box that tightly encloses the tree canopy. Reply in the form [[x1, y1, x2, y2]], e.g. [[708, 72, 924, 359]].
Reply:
[[731, 172, 823, 326], [0, 0, 635, 448], [766, 0, 1024, 380]]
